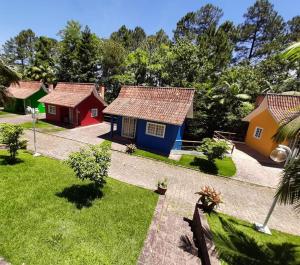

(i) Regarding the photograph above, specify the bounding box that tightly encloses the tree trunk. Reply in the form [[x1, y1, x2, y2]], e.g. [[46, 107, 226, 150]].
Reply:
[[248, 24, 259, 60]]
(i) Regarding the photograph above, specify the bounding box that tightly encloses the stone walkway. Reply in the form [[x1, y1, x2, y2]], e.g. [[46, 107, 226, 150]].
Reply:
[[138, 196, 201, 265], [23, 131, 300, 235], [232, 145, 282, 188]]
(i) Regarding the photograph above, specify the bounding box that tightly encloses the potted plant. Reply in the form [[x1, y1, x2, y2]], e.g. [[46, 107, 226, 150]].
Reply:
[[126, 143, 137, 154], [195, 186, 222, 213], [157, 178, 168, 195]]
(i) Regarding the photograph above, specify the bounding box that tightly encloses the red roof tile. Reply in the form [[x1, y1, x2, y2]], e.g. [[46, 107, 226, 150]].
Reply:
[[103, 86, 195, 125], [6, 81, 43, 99], [267, 94, 300, 123], [39, 82, 106, 108]]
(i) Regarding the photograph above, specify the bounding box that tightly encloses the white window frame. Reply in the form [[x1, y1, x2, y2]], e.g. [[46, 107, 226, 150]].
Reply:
[[91, 108, 98, 118], [48, 105, 56, 115], [253, 127, 263, 139], [146, 122, 166, 138]]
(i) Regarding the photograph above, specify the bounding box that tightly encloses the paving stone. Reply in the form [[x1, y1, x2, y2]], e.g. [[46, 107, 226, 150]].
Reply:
[[23, 130, 300, 235]]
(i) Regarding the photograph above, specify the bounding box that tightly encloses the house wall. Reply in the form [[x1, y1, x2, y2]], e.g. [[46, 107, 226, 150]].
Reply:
[[115, 116, 183, 154], [245, 109, 282, 157], [4, 98, 24, 113], [44, 103, 62, 123], [27, 89, 47, 113], [77, 94, 105, 126]]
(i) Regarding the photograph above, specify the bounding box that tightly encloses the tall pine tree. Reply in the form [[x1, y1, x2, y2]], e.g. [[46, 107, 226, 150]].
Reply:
[[236, 0, 285, 62]]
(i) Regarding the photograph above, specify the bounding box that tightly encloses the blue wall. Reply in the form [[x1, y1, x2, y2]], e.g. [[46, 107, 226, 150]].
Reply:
[[115, 116, 184, 155]]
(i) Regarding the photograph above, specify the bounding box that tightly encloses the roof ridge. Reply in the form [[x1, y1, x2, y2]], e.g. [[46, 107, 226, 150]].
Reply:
[[266, 93, 300, 98], [57, 82, 95, 85], [122, 85, 195, 90]]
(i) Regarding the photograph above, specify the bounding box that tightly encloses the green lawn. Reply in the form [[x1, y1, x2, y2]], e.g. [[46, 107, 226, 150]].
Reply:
[[20, 120, 65, 133], [207, 212, 300, 265], [0, 150, 158, 265], [133, 149, 236, 177], [0, 111, 14, 116]]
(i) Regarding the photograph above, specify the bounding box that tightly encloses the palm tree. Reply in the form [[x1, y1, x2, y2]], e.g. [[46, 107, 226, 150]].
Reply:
[[275, 157, 300, 211], [272, 41, 300, 143], [273, 42, 300, 212], [0, 59, 20, 103], [281, 41, 300, 62]]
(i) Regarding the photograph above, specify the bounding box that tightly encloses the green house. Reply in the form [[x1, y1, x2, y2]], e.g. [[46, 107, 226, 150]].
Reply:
[[5, 81, 48, 114]]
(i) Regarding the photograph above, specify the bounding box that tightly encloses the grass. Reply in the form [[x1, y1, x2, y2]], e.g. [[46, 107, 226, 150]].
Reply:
[[133, 149, 236, 177], [20, 120, 65, 133], [0, 150, 158, 265], [0, 111, 14, 116], [207, 212, 300, 265]]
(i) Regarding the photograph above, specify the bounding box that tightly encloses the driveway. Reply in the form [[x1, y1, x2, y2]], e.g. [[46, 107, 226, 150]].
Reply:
[[232, 144, 282, 188], [23, 131, 300, 235], [52, 122, 112, 145]]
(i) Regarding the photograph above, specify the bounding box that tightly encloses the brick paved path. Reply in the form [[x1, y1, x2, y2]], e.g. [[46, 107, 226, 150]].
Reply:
[[138, 196, 201, 265], [23, 131, 300, 236]]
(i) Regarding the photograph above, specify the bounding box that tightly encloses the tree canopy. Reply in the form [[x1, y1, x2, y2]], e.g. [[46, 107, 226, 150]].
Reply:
[[1, 0, 299, 139]]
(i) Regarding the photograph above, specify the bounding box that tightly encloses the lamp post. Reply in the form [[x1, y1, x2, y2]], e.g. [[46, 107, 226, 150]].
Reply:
[[254, 144, 292, 235], [27, 107, 40, 157]]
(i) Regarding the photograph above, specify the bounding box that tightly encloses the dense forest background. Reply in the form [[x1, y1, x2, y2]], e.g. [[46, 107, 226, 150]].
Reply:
[[1, 0, 299, 139]]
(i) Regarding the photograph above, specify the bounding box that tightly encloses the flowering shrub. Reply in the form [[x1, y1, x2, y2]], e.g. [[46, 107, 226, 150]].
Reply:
[[195, 186, 222, 212]]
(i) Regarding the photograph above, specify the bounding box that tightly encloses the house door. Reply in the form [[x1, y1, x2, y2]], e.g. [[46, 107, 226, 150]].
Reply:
[[122, 117, 137, 139]]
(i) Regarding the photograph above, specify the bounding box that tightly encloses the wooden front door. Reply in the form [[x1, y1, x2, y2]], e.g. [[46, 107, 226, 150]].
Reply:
[[122, 117, 137, 139]]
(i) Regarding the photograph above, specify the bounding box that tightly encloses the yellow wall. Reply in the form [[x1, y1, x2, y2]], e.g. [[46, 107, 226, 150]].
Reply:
[[245, 109, 280, 157]]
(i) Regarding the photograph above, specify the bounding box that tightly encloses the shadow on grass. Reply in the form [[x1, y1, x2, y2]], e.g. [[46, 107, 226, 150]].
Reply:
[[0, 155, 24, 165], [191, 157, 218, 175], [56, 183, 104, 209], [212, 216, 298, 265]]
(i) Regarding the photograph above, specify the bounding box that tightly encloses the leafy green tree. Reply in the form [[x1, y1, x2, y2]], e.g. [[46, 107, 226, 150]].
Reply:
[[110, 25, 146, 51], [0, 60, 20, 103], [147, 44, 172, 86], [2, 29, 37, 71], [146, 29, 170, 54], [174, 4, 223, 41], [58, 20, 82, 81], [0, 124, 24, 162], [76, 26, 101, 82], [22, 36, 58, 84], [99, 40, 126, 102], [124, 48, 149, 84], [287, 16, 300, 42], [66, 143, 111, 188], [236, 0, 286, 61], [131, 27, 147, 50]]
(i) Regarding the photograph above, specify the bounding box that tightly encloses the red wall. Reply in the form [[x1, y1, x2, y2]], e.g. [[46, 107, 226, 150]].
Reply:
[[77, 94, 105, 126], [44, 103, 62, 123]]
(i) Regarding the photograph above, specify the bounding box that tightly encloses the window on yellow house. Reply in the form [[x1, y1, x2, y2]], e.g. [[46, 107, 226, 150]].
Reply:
[[254, 127, 263, 139]]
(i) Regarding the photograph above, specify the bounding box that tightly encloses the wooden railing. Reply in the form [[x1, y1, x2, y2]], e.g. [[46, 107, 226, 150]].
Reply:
[[174, 140, 202, 150], [213, 131, 236, 154]]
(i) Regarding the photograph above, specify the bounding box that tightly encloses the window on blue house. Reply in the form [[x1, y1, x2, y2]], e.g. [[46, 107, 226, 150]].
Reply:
[[146, 122, 166, 138]]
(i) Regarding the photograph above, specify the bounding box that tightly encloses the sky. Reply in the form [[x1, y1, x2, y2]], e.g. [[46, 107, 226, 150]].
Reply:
[[0, 0, 299, 45]]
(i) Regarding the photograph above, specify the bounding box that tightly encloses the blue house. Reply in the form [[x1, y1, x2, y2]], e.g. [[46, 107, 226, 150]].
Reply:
[[103, 86, 195, 155]]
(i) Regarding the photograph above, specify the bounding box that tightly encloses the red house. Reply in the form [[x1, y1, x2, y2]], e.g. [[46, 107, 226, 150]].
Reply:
[[39, 82, 107, 127]]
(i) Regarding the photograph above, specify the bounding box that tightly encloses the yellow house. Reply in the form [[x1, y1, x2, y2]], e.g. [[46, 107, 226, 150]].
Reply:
[[243, 94, 300, 157]]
